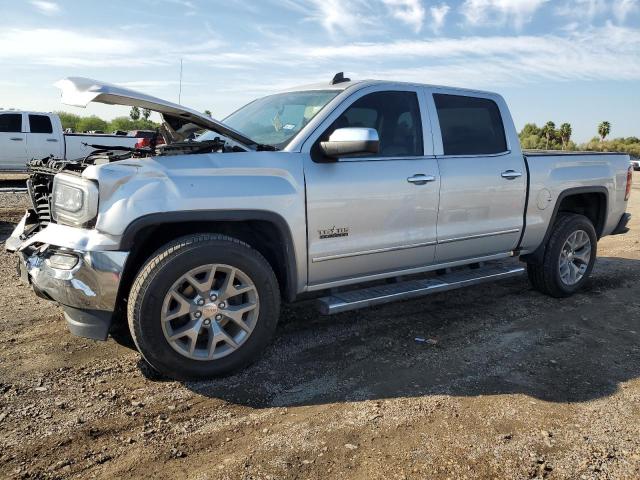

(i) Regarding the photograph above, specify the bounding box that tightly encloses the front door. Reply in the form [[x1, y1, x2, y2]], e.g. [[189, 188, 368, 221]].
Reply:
[[429, 91, 527, 263], [304, 88, 440, 287], [0, 113, 27, 170]]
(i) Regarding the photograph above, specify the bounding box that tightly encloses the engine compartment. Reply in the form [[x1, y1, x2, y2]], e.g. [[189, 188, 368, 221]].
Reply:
[[24, 136, 238, 231]]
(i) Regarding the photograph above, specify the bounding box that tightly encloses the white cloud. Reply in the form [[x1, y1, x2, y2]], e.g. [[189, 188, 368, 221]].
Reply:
[[556, 0, 607, 20], [294, 23, 640, 84], [304, 0, 373, 35], [0, 28, 222, 68], [430, 3, 451, 32], [0, 28, 187, 67], [461, 0, 549, 29], [612, 0, 639, 22], [382, 0, 426, 33], [557, 0, 639, 24], [30, 1, 60, 15]]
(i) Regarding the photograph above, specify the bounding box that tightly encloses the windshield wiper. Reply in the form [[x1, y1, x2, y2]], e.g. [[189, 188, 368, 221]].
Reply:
[[256, 144, 279, 151]]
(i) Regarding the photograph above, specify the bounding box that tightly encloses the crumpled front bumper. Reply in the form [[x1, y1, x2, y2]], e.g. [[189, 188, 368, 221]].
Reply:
[[8, 211, 128, 341]]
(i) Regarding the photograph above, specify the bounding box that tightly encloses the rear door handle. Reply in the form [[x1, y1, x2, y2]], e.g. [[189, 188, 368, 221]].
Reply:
[[10, 137, 23, 141], [501, 170, 522, 180], [407, 174, 436, 185], [46, 138, 58, 142]]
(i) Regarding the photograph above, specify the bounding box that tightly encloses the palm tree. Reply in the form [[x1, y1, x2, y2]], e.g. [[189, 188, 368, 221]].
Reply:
[[129, 106, 140, 121], [559, 123, 572, 150], [542, 121, 556, 149], [598, 121, 611, 141]]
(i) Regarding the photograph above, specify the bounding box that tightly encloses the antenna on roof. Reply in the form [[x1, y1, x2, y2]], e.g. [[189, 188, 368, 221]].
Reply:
[[331, 72, 350, 85]]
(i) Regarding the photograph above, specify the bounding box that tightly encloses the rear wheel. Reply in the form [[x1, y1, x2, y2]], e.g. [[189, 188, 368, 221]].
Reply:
[[128, 234, 280, 380], [527, 213, 597, 298]]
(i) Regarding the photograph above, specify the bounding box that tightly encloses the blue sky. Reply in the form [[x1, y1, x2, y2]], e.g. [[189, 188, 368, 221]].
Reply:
[[0, 0, 638, 142]]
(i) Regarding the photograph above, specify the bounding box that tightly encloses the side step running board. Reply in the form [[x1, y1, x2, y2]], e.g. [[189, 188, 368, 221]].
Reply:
[[317, 264, 525, 315]]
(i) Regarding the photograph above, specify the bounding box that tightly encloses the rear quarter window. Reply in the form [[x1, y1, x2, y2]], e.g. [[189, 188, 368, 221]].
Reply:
[[28, 115, 53, 134], [434, 94, 507, 156]]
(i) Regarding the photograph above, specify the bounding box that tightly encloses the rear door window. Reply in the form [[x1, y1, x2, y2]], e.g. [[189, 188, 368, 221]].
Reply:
[[0, 113, 22, 132], [28, 114, 53, 134], [434, 94, 507, 155]]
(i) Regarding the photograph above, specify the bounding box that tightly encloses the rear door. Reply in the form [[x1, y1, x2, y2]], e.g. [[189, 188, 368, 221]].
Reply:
[[26, 114, 62, 160], [428, 90, 526, 263], [303, 86, 441, 287], [0, 113, 28, 170]]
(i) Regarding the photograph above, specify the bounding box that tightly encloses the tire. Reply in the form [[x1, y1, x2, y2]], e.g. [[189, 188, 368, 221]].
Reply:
[[526, 213, 597, 298], [128, 234, 280, 380]]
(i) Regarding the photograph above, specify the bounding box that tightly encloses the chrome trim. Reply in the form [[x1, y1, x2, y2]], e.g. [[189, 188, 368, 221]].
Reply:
[[328, 127, 379, 142], [438, 229, 520, 244], [19, 247, 128, 311], [307, 251, 513, 291], [318, 264, 526, 315], [437, 150, 511, 159], [312, 240, 437, 263], [338, 155, 436, 163], [407, 174, 436, 184], [501, 170, 522, 179]]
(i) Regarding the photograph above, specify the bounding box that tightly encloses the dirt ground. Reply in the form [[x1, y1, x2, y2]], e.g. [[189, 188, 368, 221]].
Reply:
[[1, 177, 639, 480]]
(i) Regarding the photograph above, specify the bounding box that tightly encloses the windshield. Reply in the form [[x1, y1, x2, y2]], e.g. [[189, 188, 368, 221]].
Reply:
[[198, 90, 339, 148]]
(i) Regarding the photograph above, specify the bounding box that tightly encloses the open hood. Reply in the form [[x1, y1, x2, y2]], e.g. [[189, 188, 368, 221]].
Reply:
[[54, 77, 255, 148]]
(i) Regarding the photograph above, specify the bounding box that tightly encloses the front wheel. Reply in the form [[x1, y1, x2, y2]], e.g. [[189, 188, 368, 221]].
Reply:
[[527, 213, 597, 298], [127, 234, 280, 380]]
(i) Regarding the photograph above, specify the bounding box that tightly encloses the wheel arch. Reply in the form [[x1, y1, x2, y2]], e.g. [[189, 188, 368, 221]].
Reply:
[[116, 211, 298, 314], [522, 186, 608, 264]]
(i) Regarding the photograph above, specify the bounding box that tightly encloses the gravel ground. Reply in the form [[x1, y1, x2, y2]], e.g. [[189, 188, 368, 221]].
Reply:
[[1, 178, 639, 480]]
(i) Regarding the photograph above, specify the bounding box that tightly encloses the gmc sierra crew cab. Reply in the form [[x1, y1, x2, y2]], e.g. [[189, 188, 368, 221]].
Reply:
[[6, 75, 633, 380]]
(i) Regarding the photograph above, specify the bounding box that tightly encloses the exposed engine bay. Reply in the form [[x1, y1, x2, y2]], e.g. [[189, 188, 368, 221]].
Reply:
[[24, 136, 238, 232]]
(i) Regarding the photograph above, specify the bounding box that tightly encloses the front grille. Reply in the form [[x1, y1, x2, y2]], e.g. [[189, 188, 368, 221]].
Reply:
[[27, 176, 54, 229]]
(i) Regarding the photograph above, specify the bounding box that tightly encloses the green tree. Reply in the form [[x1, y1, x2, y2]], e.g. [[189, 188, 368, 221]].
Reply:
[[541, 121, 556, 150], [559, 123, 572, 150], [130, 106, 141, 121], [598, 121, 611, 141], [520, 123, 541, 137], [108, 116, 159, 132], [55, 111, 82, 132], [204, 110, 212, 117], [75, 116, 109, 133], [142, 108, 151, 121]]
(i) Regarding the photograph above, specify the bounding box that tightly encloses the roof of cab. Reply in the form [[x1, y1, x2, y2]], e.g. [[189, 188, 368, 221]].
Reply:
[[279, 78, 498, 98]]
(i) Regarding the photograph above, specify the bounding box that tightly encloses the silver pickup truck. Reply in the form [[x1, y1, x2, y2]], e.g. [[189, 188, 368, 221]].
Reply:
[[6, 75, 633, 380]]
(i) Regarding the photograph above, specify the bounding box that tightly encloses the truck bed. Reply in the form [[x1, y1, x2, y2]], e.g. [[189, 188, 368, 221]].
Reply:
[[520, 150, 631, 255]]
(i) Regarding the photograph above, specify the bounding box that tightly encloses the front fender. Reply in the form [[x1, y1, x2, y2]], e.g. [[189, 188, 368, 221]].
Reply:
[[84, 151, 308, 296]]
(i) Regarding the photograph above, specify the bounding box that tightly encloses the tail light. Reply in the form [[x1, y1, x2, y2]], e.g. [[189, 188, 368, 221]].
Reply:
[[625, 166, 633, 201], [134, 137, 165, 149], [135, 138, 150, 149]]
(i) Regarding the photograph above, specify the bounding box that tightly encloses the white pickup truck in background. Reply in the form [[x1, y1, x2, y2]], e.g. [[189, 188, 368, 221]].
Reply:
[[0, 110, 138, 171]]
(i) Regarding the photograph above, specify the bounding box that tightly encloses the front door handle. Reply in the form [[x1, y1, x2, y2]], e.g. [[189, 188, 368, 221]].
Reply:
[[407, 174, 436, 185], [501, 170, 522, 180], [10, 137, 23, 141]]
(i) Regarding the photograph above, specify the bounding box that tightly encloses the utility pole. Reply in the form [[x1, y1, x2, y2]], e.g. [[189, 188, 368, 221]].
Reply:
[[178, 58, 183, 104]]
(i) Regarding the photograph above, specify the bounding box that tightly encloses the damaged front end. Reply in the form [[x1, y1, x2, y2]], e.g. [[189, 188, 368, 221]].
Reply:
[[8, 156, 129, 340]]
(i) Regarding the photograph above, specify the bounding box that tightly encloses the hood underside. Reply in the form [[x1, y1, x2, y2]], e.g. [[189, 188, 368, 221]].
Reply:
[[54, 77, 255, 148]]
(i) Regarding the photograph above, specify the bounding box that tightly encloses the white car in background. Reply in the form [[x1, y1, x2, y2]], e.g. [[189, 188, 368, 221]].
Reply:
[[0, 110, 137, 171]]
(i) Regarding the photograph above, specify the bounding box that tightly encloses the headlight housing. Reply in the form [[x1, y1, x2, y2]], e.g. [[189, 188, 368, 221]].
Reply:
[[51, 173, 99, 226]]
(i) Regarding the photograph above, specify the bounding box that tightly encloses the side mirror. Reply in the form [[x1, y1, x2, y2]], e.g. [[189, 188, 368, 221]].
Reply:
[[319, 128, 379, 159]]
